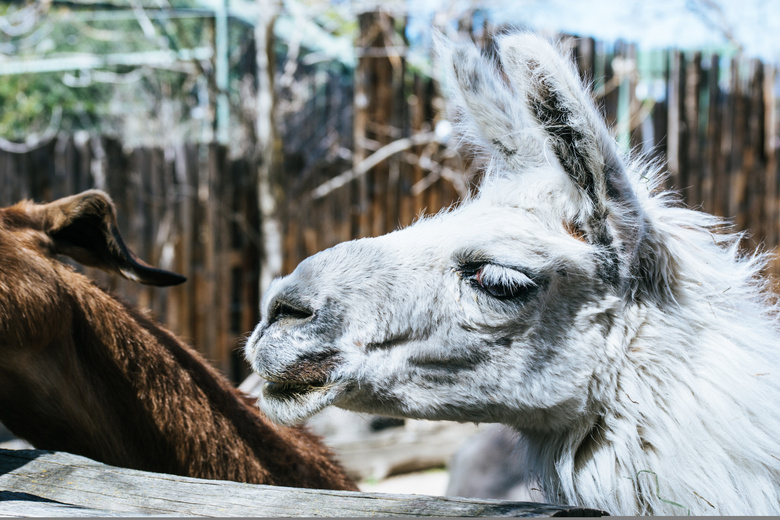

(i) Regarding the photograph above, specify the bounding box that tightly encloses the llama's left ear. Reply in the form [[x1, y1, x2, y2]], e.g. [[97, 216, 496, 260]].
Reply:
[[32, 190, 186, 287], [497, 33, 647, 288]]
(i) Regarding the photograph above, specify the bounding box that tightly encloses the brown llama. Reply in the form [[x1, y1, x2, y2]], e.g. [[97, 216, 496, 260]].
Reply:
[[0, 190, 357, 491]]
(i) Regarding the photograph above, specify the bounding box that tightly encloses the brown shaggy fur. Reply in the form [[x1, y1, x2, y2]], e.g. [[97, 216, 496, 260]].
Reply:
[[0, 190, 357, 491]]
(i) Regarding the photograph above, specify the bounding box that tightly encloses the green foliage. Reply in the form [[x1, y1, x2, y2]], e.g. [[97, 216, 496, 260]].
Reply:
[[0, 72, 116, 139], [0, 0, 358, 148], [0, 2, 224, 143]]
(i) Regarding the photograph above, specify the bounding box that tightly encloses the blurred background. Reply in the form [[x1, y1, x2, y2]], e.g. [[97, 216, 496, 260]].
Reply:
[[1, 0, 779, 496]]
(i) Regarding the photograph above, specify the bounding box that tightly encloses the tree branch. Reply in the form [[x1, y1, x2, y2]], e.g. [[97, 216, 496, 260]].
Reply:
[[311, 131, 441, 200]]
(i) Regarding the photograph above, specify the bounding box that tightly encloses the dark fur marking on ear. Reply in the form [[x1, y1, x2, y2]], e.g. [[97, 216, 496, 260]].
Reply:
[[492, 139, 517, 157], [468, 67, 483, 92], [527, 67, 624, 288], [453, 48, 483, 93], [588, 212, 621, 287], [604, 163, 624, 201], [529, 76, 595, 201]]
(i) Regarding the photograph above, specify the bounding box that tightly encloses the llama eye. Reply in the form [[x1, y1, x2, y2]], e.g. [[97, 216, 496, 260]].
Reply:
[[469, 263, 537, 300]]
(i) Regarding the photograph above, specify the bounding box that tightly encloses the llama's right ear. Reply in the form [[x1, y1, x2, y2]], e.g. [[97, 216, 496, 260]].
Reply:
[[443, 33, 649, 291], [31, 190, 186, 287], [494, 34, 648, 289]]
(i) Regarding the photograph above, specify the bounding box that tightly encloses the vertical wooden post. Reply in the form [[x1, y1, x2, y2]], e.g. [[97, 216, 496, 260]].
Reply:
[[353, 11, 405, 238], [684, 52, 702, 207], [369, 12, 392, 239], [730, 57, 747, 226], [575, 36, 595, 86], [353, 13, 372, 239], [745, 60, 765, 250], [168, 143, 193, 344], [704, 53, 722, 216], [667, 50, 684, 192], [720, 58, 737, 219], [402, 73, 425, 228], [615, 41, 632, 153], [764, 64, 778, 274], [650, 50, 669, 166], [194, 144, 218, 366], [215, 145, 232, 374], [600, 41, 620, 132], [256, 0, 282, 298]]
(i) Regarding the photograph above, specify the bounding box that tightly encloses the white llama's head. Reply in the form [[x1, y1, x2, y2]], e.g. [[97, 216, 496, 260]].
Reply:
[[245, 33, 666, 430]]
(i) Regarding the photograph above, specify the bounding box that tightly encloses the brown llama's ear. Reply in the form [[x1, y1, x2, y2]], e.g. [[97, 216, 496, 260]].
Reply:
[[33, 190, 186, 287]]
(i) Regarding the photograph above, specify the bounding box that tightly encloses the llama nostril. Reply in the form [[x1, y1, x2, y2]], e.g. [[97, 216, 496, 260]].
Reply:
[[268, 298, 315, 325]]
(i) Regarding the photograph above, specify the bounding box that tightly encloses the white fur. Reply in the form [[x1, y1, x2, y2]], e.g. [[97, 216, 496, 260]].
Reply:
[[246, 33, 780, 515]]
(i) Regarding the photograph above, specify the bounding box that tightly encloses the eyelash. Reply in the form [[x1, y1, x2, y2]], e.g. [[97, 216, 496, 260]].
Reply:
[[459, 262, 537, 300]]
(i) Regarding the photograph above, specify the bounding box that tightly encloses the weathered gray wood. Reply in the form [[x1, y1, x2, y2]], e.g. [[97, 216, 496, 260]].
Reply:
[[0, 492, 157, 518], [0, 449, 606, 517]]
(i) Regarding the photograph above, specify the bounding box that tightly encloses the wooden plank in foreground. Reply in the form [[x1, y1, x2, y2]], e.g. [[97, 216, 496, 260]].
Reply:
[[0, 449, 607, 517], [0, 491, 150, 518]]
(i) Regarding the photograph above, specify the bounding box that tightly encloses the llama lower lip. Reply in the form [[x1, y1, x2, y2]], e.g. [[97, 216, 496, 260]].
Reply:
[[263, 380, 325, 399], [259, 378, 339, 425]]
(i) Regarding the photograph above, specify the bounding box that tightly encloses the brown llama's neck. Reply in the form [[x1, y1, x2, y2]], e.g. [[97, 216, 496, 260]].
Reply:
[[1, 274, 356, 491]]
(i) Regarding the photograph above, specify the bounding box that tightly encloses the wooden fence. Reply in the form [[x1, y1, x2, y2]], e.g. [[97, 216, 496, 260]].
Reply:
[[279, 17, 780, 279], [1, 16, 779, 379], [0, 449, 606, 517], [274, 13, 465, 276], [578, 38, 780, 259]]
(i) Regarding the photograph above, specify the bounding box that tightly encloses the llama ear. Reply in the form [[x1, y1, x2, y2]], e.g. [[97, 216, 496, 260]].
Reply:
[[442, 33, 649, 289], [496, 33, 647, 288], [437, 32, 549, 171], [33, 190, 186, 287]]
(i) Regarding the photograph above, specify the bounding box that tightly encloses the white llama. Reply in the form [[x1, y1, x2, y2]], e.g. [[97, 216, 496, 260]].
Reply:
[[245, 33, 780, 515]]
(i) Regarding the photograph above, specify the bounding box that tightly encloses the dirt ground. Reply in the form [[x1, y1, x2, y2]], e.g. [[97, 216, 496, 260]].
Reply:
[[358, 467, 450, 496]]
